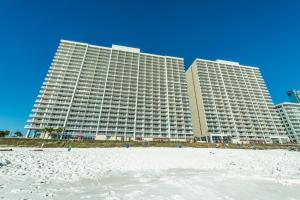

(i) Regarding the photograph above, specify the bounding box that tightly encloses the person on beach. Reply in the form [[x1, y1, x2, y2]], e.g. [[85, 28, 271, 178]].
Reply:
[[68, 145, 72, 152]]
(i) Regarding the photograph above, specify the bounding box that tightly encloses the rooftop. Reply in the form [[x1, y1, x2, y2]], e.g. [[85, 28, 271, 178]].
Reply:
[[60, 39, 183, 60], [194, 58, 259, 70], [275, 102, 300, 107]]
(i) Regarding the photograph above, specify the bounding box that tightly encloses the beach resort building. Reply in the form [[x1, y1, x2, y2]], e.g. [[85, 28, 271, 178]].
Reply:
[[186, 59, 289, 144], [287, 90, 300, 103], [275, 103, 300, 144], [25, 40, 193, 141]]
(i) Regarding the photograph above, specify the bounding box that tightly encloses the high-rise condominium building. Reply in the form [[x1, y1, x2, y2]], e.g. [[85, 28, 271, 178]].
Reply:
[[275, 103, 300, 144], [25, 40, 193, 141], [186, 59, 289, 144], [287, 90, 300, 103]]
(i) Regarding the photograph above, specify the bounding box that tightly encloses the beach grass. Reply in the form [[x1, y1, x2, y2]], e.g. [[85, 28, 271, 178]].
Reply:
[[0, 138, 299, 150]]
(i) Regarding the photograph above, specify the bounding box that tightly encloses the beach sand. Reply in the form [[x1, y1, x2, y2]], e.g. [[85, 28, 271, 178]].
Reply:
[[1, 147, 300, 199]]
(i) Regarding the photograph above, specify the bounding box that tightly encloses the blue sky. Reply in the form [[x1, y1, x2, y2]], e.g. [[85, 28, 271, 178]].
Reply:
[[0, 0, 299, 134]]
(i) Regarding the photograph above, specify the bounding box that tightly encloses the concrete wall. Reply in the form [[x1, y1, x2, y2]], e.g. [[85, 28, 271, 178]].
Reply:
[[186, 62, 208, 137]]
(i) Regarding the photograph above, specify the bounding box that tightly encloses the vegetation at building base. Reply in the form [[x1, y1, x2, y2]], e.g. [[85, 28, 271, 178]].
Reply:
[[0, 138, 299, 150], [0, 130, 23, 138], [40, 127, 64, 139], [0, 130, 10, 137], [14, 131, 23, 137]]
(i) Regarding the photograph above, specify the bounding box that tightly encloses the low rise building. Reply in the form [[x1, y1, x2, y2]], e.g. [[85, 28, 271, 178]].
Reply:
[[275, 103, 300, 144]]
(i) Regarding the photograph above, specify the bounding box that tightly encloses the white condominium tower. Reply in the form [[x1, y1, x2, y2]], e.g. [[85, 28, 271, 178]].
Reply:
[[287, 90, 300, 103], [186, 59, 289, 144], [275, 103, 300, 144], [25, 40, 193, 141]]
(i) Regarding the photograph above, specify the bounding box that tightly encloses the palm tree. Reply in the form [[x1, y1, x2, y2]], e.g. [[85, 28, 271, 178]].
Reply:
[[47, 128, 55, 139], [41, 127, 54, 139], [56, 127, 65, 140], [41, 128, 48, 139], [14, 131, 23, 137]]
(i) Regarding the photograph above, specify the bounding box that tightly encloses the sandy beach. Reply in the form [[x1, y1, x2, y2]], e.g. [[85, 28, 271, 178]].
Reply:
[[1, 147, 300, 199]]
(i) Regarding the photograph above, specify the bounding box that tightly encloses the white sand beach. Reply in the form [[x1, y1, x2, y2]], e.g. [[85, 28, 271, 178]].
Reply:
[[1, 147, 300, 199]]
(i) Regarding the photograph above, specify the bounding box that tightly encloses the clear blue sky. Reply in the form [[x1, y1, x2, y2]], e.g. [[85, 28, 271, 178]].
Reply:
[[0, 0, 299, 134]]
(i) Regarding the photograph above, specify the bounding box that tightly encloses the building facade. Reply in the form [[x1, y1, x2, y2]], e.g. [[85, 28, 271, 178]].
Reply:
[[287, 90, 300, 103], [275, 103, 300, 144], [186, 59, 289, 144], [25, 40, 193, 141]]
